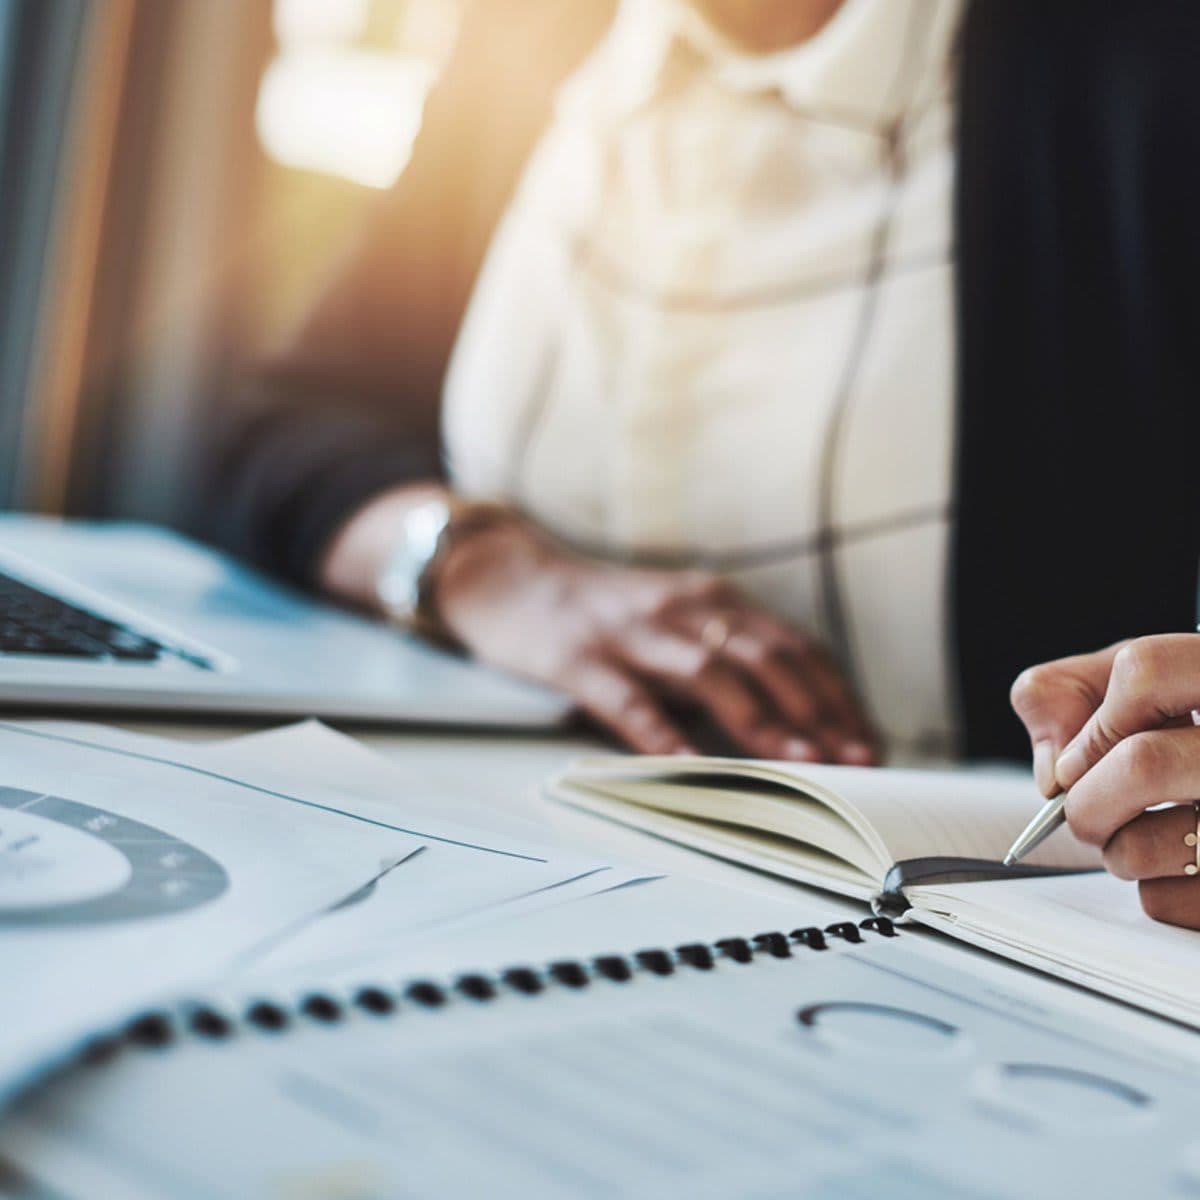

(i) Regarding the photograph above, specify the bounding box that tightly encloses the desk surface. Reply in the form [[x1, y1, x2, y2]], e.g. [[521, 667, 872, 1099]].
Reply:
[[113, 717, 1200, 1060]]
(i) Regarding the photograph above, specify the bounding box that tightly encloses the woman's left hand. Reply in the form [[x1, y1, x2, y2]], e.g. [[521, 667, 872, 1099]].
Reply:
[[1011, 634, 1200, 930]]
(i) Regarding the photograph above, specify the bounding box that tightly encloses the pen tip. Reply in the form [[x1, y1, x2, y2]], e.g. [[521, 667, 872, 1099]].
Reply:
[[1002, 853, 1016, 867]]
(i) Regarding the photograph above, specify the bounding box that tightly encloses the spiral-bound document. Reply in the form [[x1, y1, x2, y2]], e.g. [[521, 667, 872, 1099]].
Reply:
[[3, 915, 1199, 1198], [0, 719, 640, 1103]]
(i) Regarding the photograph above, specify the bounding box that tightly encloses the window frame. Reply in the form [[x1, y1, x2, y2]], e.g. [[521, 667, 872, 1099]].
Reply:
[[0, 0, 87, 510]]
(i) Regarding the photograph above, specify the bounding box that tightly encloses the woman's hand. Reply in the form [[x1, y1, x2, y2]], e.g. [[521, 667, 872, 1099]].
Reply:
[[1011, 635, 1200, 929], [430, 514, 878, 764]]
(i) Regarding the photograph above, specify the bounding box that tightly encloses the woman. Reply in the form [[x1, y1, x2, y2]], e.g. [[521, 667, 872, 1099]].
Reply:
[[217, 0, 1200, 923]]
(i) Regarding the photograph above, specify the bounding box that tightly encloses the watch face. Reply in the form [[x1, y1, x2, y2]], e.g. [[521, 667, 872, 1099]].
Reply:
[[377, 547, 422, 619], [0, 786, 228, 926], [377, 498, 452, 622]]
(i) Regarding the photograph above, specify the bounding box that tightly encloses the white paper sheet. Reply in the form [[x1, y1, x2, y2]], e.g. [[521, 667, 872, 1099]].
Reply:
[[210, 720, 563, 843], [14, 721, 663, 972], [192, 722, 662, 975], [290, 874, 840, 985], [911, 870, 1200, 1026]]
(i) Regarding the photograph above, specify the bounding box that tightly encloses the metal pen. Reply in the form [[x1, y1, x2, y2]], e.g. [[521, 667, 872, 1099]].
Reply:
[[1003, 791, 1066, 866]]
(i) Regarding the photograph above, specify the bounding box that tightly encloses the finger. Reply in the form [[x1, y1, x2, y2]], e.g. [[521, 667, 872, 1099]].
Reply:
[[1056, 635, 1200, 792], [722, 630, 820, 727], [665, 608, 837, 755], [696, 607, 877, 763], [658, 582, 875, 750], [1064, 725, 1200, 846], [720, 632, 874, 765], [566, 657, 695, 756], [613, 622, 823, 762], [1137, 877, 1200, 931], [732, 631, 876, 765], [733, 611, 878, 758], [1102, 804, 1199, 881], [1009, 642, 1124, 796]]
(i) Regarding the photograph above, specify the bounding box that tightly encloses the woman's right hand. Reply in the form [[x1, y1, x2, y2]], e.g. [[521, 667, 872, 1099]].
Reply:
[[1011, 636, 1200, 930], [428, 513, 878, 763]]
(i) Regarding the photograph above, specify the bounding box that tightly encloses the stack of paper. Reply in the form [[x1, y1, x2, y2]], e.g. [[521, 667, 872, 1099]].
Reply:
[[0, 718, 657, 1103]]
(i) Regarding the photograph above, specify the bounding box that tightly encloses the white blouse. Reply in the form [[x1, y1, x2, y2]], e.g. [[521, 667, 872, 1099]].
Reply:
[[443, 0, 965, 759]]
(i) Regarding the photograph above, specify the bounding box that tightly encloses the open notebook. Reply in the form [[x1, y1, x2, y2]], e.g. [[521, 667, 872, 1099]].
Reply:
[[550, 758, 1200, 1026]]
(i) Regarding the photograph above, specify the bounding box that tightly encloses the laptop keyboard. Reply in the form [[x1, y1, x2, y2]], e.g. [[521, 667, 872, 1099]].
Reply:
[[0, 570, 210, 668]]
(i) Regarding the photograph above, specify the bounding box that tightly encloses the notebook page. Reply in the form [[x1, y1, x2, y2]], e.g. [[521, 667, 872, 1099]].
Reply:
[[567, 779, 884, 876], [555, 781, 877, 898], [750, 762, 1101, 871], [909, 873, 1200, 1025], [563, 758, 1101, 872]]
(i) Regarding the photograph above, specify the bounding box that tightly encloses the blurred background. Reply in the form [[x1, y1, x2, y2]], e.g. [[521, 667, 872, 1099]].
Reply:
[[0, 0, 462, 532]]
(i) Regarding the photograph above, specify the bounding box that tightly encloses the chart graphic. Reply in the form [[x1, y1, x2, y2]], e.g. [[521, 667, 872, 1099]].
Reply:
[[0, 786, 228, 926]]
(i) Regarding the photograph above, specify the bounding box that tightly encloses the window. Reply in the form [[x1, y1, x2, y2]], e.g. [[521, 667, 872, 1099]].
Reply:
[[256, 0, 461, 190], [2, 1, 468, 527]]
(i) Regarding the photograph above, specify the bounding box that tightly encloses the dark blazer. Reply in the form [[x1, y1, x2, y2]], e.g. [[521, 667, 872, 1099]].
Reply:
[[214, 0, 1200, 762]]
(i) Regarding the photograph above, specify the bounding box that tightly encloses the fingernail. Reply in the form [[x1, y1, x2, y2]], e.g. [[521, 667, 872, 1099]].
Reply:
[[784, 737, 820, 762], [1033, 740, 1057, 796], [840, 740, 876, 766], [1054, 741, 1086, 790]]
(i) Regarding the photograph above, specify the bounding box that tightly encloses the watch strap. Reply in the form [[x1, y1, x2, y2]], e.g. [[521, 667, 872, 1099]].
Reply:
[[414, 501, 516, 644]]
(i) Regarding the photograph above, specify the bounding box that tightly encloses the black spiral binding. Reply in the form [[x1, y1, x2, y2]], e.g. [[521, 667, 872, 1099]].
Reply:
[[84, 916, 899, 1063]]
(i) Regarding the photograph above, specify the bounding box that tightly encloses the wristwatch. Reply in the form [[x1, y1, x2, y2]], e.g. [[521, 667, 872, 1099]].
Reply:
[[375, 498, 511, 641]]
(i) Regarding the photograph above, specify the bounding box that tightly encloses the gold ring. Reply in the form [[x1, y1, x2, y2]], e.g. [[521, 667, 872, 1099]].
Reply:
[[700, 616, 731, 653], [1184, 800, 1200, 877]]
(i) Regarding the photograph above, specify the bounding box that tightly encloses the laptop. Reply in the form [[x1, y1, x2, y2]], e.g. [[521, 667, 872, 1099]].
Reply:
[[0, 515, 569, 727]]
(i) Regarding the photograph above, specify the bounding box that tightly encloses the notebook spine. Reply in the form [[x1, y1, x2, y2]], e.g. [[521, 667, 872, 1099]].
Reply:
[[84, 917, 900, 1062]]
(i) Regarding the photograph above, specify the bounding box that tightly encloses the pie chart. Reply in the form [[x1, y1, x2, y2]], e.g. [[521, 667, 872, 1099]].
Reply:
[[0, 786, 228, 926]]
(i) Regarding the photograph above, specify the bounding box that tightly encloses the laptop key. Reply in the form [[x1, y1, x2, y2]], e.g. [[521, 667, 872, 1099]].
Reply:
[[0, 570, 187, 665], [0, 631, 97, 656]]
